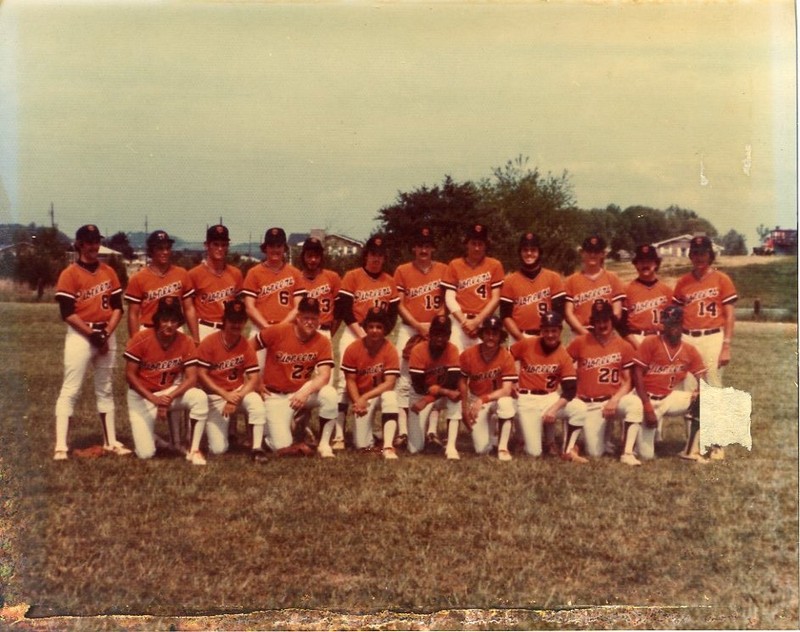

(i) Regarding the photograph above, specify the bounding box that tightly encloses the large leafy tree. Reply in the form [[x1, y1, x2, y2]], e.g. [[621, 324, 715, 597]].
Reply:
[[719, 229, 748, 256], [106, 231, 135, 261], [14, 226, 70, 299]]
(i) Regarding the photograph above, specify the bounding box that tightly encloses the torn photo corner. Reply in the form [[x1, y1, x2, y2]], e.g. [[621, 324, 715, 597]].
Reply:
[[699, 379, 753, 453]]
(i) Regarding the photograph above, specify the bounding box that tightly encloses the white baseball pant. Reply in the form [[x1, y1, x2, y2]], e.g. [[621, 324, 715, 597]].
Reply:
[[395, 322, 417, 408], [407, 394, 461, 454], [335, 327, 359, 403], [205, 390, 267, 455], [466, 395, 515, 455], [352, 390, 399, 449], [449, 315, 480, 353], [515, 391, 564, 457], [682, 330, 724, 388], [263, 385, 338, 451], [563, 393, 643, 458], [637, 390, 694, 460]]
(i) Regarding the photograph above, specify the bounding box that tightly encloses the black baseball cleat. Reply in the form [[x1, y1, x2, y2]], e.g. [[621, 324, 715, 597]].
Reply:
[[251, 449, 269, 463], [425, 433, 444, 454], [392, 433, 408, 450]]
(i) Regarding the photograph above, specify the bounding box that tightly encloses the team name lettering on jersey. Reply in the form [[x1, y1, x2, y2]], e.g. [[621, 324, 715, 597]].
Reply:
[[515, 288, 551, 306], [275, 351, 318, 363], [685, 287, 720, 302], [141, 358, 183, 372], [145, 282, 184, 302], [258, 277, 295, 297], [360, 363, 386, 376], [630, 296, 669, 314], [406, 280, 443, 299], [79, 280, 113, 302], [457, 272, 492, 291], [470, 367, 502, 382], [213, 356, 245, 371], [574, 285, 612, 305], [354, 287, 393, 302], [306, 283, 331, 299], [582, 352, 622, 369], [521, 363, 559, 374], [198, 286, 237, 305]]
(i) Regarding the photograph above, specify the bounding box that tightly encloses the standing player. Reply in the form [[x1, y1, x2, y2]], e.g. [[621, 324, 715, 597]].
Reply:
[[241, 227, 306, 369], [407, 314, 461, 454], [509, 311, 577, 458], [188, 224, 243, 341], [441, 223, 505, 352], [196, 299, 268, 462], [500, 232, 566, 342], [563, 300, 643, 465], [125, 230, 199, 342], [454, 316, 518, 461], [394, 226, 447, 448], [632, 306, 707, 462], [297, 236, 341, 338], [53, 224, 131, 460], [124, 297, 208, 464], [254, 297, 338, 457], [621, 244, 673, 349], [340, 306, 401, 459], [332, 235, 400, 449], [563, 235, 625, 336], [673, 235, 737, 460]]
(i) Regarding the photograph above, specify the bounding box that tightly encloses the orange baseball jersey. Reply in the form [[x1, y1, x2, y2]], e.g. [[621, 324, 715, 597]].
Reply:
[[299, 269, 341, 327], [338, 268, 400, 323], [510, 337, 576, 393], [673, 269, 737, 330], [125, 266, 195, 327], [196, 331, 259, 391], [633, 335, 707, 396], [394, 261, 448, 324], [441, 256, 504, 315], [408, 340, 461, 389], [500, 268, 566, 331], [566, 333, 635, 399], [564, 269, 626, 325], [459, 346, 517, 398], [124, 329, 198, 393], [341, 339, 400, 395], [623, 279, 674, 332], [255, 322, 334, 392], [241, 263, 306, 322], [189, 262, 243, 323], [55, 262, 122, 323]]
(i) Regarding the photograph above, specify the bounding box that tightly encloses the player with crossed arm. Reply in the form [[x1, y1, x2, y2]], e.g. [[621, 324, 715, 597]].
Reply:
[[254, 297, 338, 458], [196, 298, 268, 462], [332, 235, 400, 449], [620, 244, 674, 350], [562, 300, 644, 465], [632, 305, 707, 462], [441, 223, 504, 352], [673, 235, 737, 461], [394, 226, 447, 449], [340, 306, 401, 459], [509, 311, 577, 458], [407, 314, 461, 455], [454, 316, 518, 461], [124, 297, 209, 465], [53, 224, 132, 460]]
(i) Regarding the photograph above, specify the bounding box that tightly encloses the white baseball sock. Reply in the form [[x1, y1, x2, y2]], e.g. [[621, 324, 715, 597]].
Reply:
[[55, 415, 70, 452], [622, 422, 639, 455], [382, 417, 397, 449], [251, 423, 265, 451], [498, 418, 512, 452], [446, 418, 459, 451], [319, 418, 335, 447]]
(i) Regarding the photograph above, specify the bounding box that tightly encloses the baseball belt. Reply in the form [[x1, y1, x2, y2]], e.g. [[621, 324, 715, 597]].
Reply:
[[87, 322, 109, 330], [648, 393, 669, 400], [265, 386, 294, 395], [579, 395, 611, 403], [523, 329, 541, 336], [683, 327, 722, 337], [199, 319, 224, 330], [519, 389, 549, 395]]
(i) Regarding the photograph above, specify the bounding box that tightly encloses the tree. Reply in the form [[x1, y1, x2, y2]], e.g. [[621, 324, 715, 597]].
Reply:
[[719, 229, 747, 256], [14, 226, 70, 299], [106, 231, 135, 261]]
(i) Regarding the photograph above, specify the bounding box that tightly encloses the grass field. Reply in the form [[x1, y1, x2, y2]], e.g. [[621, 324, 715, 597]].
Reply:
[[0, 271, 797, 629]]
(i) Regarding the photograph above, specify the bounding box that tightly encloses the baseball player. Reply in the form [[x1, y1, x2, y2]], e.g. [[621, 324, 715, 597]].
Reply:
[[332, 234, 400, 449], [297, 236, 341, 338], [125, 230, 198, 342], [441, 223, 505, 352], [188, 224, 244, 341], [509, 311, 577, 458], [563, 235, 625, 336], [500, 232, 566, 342], [254, 296, 338, 457], [620, 244, 674, 349], [196, 298, 268, 462], [407, 314, 461, 454], [53, 224, 131, 460], [673, 235, 737, 460], [340, 306, 401, 459], [563, 300, 644, 465], [124, 297, 209, 465], [632, 305, 707, 462], [241, 227, 306, 370], [454, 316, 518, 461], [394, 226, 447, 448]]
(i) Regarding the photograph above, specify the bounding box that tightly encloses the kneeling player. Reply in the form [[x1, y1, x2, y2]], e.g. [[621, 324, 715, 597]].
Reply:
[[254, 297, 338, 457], [340, 306, 401, 459], [455, 316, 518, 461], [407, 314, 461, 454], [510, 311, 577, 457], [124, 297, 208, 464], [196, 298, 268, 462], [633, 305, 707, 461], [563, 300, 643, 465]]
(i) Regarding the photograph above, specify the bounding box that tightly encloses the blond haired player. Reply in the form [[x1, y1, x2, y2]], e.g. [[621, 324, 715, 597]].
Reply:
[[124, 297, 208, 465], [621, 244, 673, 349], [563, 300, 643, 465], [53, 224, 131, 460], [441, 223, 504, 352], [196, 298, 267, 462], [673, 235, 737, 460]]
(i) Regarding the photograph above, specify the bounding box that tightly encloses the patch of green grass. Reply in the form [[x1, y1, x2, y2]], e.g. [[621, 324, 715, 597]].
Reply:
[[725, 257, 798, 318], [0, 303, 797, 629]]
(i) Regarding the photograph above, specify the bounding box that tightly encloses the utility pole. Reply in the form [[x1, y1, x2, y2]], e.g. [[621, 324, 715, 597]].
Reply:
[[49, 202, 55, 228]]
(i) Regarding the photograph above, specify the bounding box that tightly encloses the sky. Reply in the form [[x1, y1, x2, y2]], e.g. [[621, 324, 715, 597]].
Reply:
[[0, 0, 796, 250]]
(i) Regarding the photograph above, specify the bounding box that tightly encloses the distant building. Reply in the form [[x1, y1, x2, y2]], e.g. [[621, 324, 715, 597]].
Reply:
[[290, 230, 364, 258], [754, 226, 797, 256], [652, 234, 724, 258], [67, 244, 123, 264]]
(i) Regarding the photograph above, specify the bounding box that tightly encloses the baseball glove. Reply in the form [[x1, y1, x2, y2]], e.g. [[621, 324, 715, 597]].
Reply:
[[73, 445, 106, 458], [402, 334, 427, 360]]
